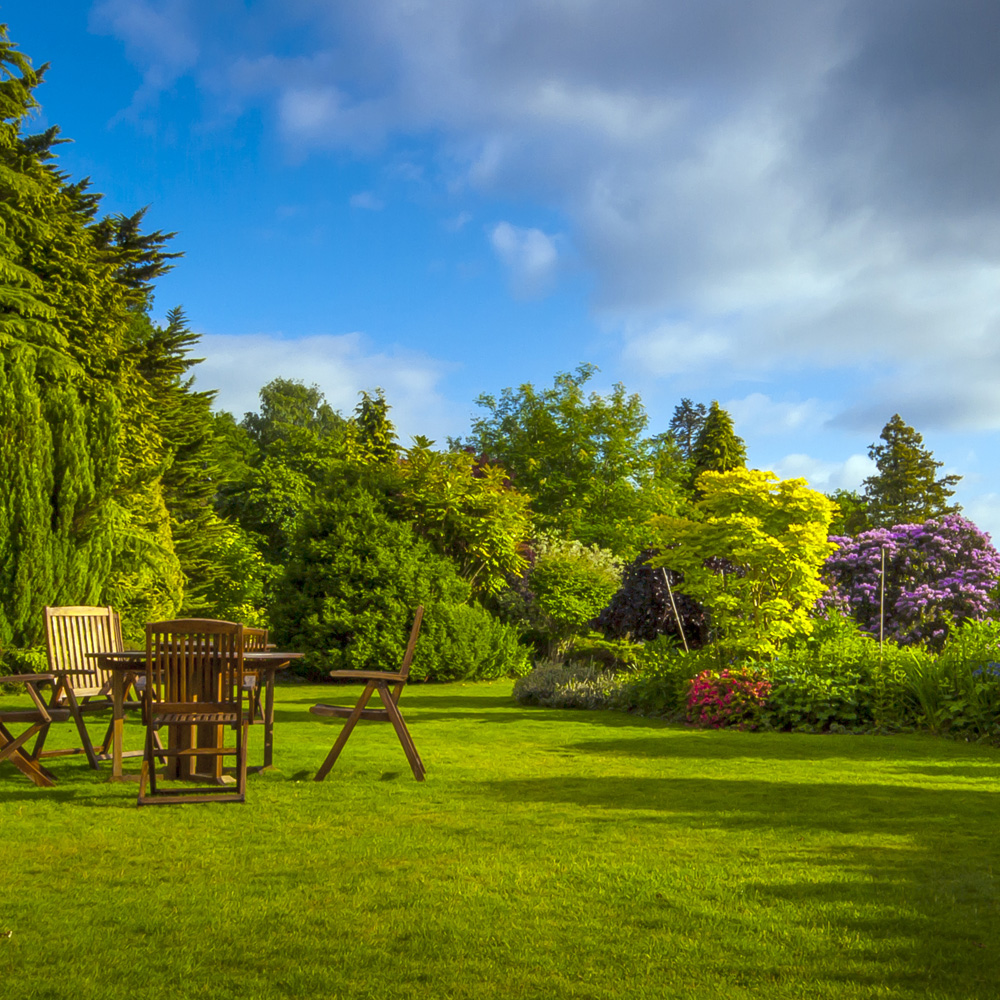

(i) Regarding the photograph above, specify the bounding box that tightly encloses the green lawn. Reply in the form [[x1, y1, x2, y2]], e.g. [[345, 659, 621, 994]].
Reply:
[[2, 680, 999, 1000]]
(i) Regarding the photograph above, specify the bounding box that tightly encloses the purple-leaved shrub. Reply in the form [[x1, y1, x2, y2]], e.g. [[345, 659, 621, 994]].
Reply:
[[819, 515, 1000, 649]]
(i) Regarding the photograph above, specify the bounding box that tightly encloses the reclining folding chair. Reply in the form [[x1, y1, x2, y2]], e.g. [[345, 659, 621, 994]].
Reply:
[[43, 605, 129, 769], [310, 607, 425, 781], [137, 619, 248, 806], [0, 674, 71, 787]]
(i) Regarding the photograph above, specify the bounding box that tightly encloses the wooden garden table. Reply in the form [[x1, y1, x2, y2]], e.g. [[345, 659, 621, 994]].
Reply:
[[88, 650, 302, 782]]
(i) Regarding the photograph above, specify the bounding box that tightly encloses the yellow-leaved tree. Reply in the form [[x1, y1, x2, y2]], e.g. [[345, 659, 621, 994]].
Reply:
[[648, 468, 838, 661]]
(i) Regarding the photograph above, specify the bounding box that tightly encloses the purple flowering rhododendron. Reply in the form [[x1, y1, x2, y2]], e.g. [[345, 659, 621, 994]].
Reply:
[[818, 514, 1000, 647]]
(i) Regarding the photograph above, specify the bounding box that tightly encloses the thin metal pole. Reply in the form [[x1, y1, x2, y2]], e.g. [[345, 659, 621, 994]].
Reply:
[[662, 569, 690, 653], [879, 546, 885, 653]]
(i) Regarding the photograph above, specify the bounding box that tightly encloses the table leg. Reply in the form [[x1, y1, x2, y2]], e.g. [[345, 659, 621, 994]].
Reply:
[[109, 670, 127, 783], [262, 668, 277, 769]]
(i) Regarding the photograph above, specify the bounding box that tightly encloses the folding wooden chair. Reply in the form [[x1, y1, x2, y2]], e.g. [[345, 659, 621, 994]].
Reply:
[[0, 674, 71, 787], [137, 619, 248, 806], [311, 607, 425, 781], [43, 605, 129, 769]]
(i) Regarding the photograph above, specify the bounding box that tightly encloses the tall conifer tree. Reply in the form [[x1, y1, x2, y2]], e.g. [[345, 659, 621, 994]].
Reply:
[[690, 401, 746, 483], [862, 414, 961, 527], [0, 26, 187, 646]]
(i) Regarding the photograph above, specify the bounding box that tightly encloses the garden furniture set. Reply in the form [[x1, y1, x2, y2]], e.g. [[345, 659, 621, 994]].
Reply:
[[0, 605, 426, 801]]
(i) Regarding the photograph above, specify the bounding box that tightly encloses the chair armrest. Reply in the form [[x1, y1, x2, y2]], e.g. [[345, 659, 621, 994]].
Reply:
[[2, 673, 57, 685], [327, 671, 407, 682]]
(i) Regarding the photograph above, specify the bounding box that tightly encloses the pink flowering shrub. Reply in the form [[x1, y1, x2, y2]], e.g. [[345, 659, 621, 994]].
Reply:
[[686, 667, 772, 729]]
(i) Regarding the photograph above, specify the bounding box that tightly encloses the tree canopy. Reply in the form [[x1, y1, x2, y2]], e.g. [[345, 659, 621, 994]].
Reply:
[[461, 363, 685, 556]]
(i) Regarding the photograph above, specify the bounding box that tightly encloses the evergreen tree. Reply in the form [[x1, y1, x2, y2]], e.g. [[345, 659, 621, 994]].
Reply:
[[668, 398, 707, 459], [0, 26, 188, 646], [690, 401, 746, 482], [135, 307, 238, 615], [862, 414, 961, 527], [350, 388, 399, 466]]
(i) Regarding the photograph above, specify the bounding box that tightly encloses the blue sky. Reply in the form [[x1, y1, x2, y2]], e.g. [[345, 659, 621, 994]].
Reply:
[[6, 1, 1000, 535]]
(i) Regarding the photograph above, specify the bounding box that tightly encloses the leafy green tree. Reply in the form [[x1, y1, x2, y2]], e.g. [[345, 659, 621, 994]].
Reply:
[[690, 401, 746, 481], [826, 488, 872, 537], [133, 307, 246, 616], [394, 438, 531, 594], [348, 388, 398, 466], [220, 379, 349, 568], [863, 414, 961, 527], [461, 364, 686, 556], [528, 537, 622, 655], [241, 378, 346, 474], [649, 469, 837, 660]]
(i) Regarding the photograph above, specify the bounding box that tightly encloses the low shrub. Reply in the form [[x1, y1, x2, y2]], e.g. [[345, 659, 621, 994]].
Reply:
[[417, 603, 533, 682], [512, 661, 626, 710], [759, 614, 909, 732], [902, 618, 1000, 738], [614, 641, 718, 719], [686, 667, 771, 729], [563, 633, 642, 672]]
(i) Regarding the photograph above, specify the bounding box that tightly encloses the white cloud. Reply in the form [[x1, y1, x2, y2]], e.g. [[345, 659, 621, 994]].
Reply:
[[622, 321, 730, 376], [725, 393, 832, 438], [489, 222, 560, 297], [192, 330, 458, 446], [769, 453, 875, 493]]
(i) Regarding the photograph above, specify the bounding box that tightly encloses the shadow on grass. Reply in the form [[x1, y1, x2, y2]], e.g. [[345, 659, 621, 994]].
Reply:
[[562, 731, 1000, 764], [478, 773, 1000, 996], [479, 774, 999, 834]]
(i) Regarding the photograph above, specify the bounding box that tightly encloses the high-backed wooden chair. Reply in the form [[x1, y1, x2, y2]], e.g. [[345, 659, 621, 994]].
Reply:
[[0, 674, 71, 786], [310, 607, 425, 781], [43, 605, 127, 769], [242, 626, 269, 723], [137, 619, 248, 806]]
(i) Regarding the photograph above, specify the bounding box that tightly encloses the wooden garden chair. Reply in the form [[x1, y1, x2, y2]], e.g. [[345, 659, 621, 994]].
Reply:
[[43, 605, 130, 769], [310, 607, 425, 782], [137, 619, 248, 806], [242, 626, 269, 723], [0, 673, 71, 787]]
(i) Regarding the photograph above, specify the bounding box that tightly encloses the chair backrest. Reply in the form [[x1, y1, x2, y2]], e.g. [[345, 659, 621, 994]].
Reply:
[[144, 619, 244, 717], [397, 606, 424, 682], [244, 627, 269, 652], [44, 605, 124, 697]]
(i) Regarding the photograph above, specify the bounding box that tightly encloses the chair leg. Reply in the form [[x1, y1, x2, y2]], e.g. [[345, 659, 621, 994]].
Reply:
[[236, 721, 248, 799], [314, 682, 376, 781], [65, 690, 101, 770], [381, 686, 425, 781], [0, 722, 57, 788]]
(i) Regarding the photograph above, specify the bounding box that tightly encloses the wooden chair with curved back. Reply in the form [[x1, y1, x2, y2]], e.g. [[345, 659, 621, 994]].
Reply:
[[137, 619, 248, 806], [310, 607, 425, 781]]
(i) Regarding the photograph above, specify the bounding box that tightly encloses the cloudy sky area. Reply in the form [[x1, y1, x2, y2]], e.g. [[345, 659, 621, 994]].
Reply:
[[8, 1, 1000, 532]]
